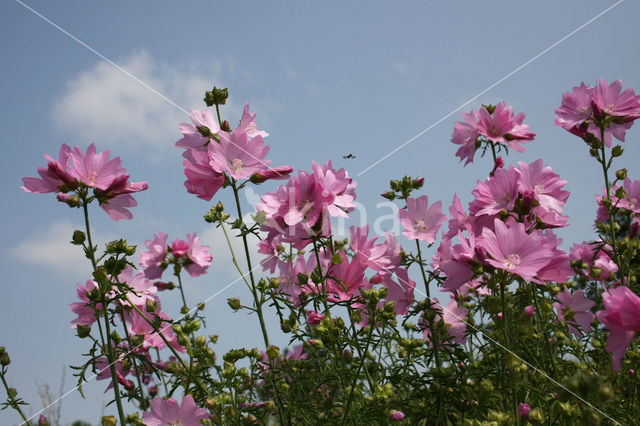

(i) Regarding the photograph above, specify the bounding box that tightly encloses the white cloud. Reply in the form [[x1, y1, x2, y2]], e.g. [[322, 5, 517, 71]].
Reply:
[[11, 220, 114, 278], [52, 50, 234, 155]]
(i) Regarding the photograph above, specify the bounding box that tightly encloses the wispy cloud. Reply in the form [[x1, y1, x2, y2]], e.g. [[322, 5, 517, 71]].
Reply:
[[51, 50, 229, 155], [11, 220, 114, 278]]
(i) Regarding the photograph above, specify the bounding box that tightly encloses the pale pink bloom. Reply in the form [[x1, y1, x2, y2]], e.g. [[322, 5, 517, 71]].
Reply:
[[445, 194, 469, 239], [518, 403, 531, 418], [278, 255, 321, 305], [481, 220, 554, 282], [140, 231, 169, 279], [476, 102, 535, 152], [423, 299, 468, 345], [312, 159, 357, 218], [143, 394, 209, 426], [592, 79, 640, 122], [181, 147, 226, 201], [391, 410, 406, 421], [451, 109, 479, 165], [209, 129, 270, 180], [183, 233, 213, 277], [570, 242, 618, 281], [258, 232, 283, 274], [438, 229, 478, 293], [620, 178, 640, 213], [399, 195, 446, 243], [325, 253, 369, 303], [117, 266, 157, 308], [95, 357, 132, 391], [553, 288, 595, 338], [380, 268, 416, 315], [516, 159, 569, 215], [69, 280, 99, 328], [469, 166, 519, 217], [535, 232, 572, 283], [127, 305, 185, 353], [67, 144, 125, 190], [22, 144, 76, 193], [176, 108, 221, 149], [307, 310, 325, 325], [597, 286, 640, 370], [238, 103, 269, 139], [554, 82, 595, 137]]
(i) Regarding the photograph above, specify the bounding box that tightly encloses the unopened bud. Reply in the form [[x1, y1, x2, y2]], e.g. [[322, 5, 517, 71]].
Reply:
[[615, 187, 627, 199], [0, 352, 11, 366], [227, 297, 242, 311], [266, 345, 280, 360], [611, 145, 624, 157], [616, 168, 628, 180], [101, 416, 117, 426], [71, 230, 86, 245], [145, 298, 157, 313], [381, 191, 396, 200], [220, 120, 231, 132], [331, 253, 344, 265], [76, 324, 91, 339]]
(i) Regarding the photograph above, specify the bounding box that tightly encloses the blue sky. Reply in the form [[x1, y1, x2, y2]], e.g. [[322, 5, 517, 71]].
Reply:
[[1, 1, 639, 423]]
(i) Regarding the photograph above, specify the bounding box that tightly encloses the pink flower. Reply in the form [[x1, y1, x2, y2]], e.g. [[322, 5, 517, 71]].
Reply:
[[140, 231, 169, 279], [176, 109, 221, 150], [553, 288, 595, 338], [391, 410, 406, 421], [325, 253, 370, 303], [307, 310, 325, 325], [523, 305, 534, 317], [181, 147, 226, 201], [126, 305, 185, 353], [570, 242, 618, 281], [238, 103, 269, 139], [69, 280, 99, 328], [22, 143, 147, 221], [451, 109, 480, 165], [209, 129, 270, 180], [278, 255, 321, 305], [516, 159, 569, 215], [476, 102, 535, 152], [481, 220, 554, 282], [555, 82, 595, 137], [399, 195, 446, 244], [117, 266, 158, 308], [380, 268, 416, 315], [592, 79, 640, 122], [423, 299, 468, 345], [143, 394, 209, 426], [94, 357, 132, 391], [518, 403, 531, 418], [597, 286, 640, 370], [183, 233, 213, 277], [251, 165, 294, 184], [469, 166, 519, 217], [620, 178, 640, 213], [312, 159, 357, 218]]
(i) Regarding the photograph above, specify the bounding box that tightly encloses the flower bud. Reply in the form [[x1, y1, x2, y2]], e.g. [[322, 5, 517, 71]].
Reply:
[[101, 416, 117, 426], [615, 187, 627, 199], [331, 253, 344, 265], [381, 191, 396, 200], [38, 414, 51, 426], [0, 352, 11, 366], [266, 345, 280, 360], [145, 298, 157, 313], [220, 120, 231, 132], [227, 297, 242, 311], [518, 403, 531, 418], [71, 230, 86, 245], [611, 145, 624, 157], [616, 168, 628, 180], [76, 324, 91, 339]]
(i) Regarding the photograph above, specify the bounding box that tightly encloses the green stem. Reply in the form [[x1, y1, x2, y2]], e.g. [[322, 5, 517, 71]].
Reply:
[[341, 309, 376, 425], [119, 311, 146, 409], [175, 272, 189, 311], [531, 284, 559, 379], [82, 199, 126, 425], [598, 126, 621, 272], [0, 369, 32, 426], [414, 240, 431, 299]]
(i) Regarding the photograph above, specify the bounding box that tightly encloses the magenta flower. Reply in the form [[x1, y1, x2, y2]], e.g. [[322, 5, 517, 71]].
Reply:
[[476, 102, 535, 151], [451, 109, 480, 165], [481, 219, 554, 282], [380, 268, 416, 315], [183, 233, 213, 277], [127, 305, 185, 353], [516, 159, 569, 215], [391, 410, 406, 421], [518, 403, 531, 418], [325, 253, 369, 303], [399, 195, 446, 244], [307, 310, 325, 325], [117, 266, 157, 308], [176, 108, 221, 150], [469, 166, 519, 217], [596, 286, 640, 370], [251, 165, 294, 184], [620, 178, 640, 213], [570, 242, 618, 281], [69, 280, 100, 328], [238, 102, 270, 139], [312, 159, 357, 218], [22, 143, 147, 220], [592, 78, 640, 122], [209, 129, 270, 180], [278, 255, 321, 305], [140, 231, 169, 279], [553, 288, 595, 338], [181, 147, 226, 201], [523, 305, 534, 317], [554, 82, 595, 137], [94, 357, 132, 391], [143, 394, 209, 426]]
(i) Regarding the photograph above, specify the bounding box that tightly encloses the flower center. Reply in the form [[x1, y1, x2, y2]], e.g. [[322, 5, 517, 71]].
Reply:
[[414, 219, 428, 232], [503, 253, 521, 270], [230, 158, 244, 172], [533, 184, 545, 195], [85, 171, 98, 186]]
